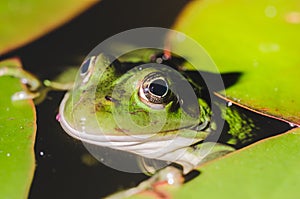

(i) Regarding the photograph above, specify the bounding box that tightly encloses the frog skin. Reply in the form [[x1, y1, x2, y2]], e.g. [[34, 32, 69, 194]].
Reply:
[[57, 49, 292, 175]]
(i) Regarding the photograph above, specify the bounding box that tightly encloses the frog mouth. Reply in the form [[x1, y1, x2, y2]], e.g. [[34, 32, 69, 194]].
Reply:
[[59, 107, 203, 167], [59, 91, 208, 143]]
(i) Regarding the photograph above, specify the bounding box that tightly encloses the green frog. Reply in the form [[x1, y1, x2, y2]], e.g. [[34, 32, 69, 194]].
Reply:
[[58, 49, 237, 174], [0, 48, 292, 198], [56, 49, 292, 198]]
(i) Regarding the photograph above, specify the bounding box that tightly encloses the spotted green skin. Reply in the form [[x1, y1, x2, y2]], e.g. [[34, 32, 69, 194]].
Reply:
[[62, 53, 210, 138]]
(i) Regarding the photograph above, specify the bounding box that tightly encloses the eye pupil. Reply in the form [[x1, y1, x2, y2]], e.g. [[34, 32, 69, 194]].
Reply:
[[149, 79, 168, 97], [140, 72, 171, 106], [80, 58, 91, 74]]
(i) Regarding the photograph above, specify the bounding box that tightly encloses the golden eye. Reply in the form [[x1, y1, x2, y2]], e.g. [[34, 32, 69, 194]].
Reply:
[[139, 72, 170, 106]]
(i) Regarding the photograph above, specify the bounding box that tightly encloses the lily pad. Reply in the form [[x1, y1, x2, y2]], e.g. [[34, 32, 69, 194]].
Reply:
[[151, 128, 300, 199], [128, 128, 300, 199], [168, 128, 300, 199], [0, 58, 36, 199], [0, 0, 97, 54], [172, 0, 300, 124]]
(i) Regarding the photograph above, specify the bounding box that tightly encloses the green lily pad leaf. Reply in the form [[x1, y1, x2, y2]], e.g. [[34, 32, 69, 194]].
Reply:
[[172, 0, 300, 124], [0, 0, 97, 54], [169, 128, 300, 199], [128, 128, 300, 199], [0, 58, 36, 199]]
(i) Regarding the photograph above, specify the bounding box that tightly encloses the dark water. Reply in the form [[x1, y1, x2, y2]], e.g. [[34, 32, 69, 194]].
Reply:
[[0, 0, 293, 198], [1, 1, 189, 198]]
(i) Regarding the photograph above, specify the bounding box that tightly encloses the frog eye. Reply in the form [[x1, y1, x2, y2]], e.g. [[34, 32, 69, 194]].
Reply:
[[139, 73, 171, 107], [80, 56, 96, 83]]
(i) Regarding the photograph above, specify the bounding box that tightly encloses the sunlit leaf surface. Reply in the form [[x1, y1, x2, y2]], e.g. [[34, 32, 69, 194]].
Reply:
[[0, 59, 36, 199], [129, 128, 300, 199], [169, 128, 300, 199], [173, 0, 300, 124]]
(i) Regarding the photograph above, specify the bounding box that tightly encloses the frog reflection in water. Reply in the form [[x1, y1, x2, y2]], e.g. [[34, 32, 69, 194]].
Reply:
[[0, 49, 293, 198]]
